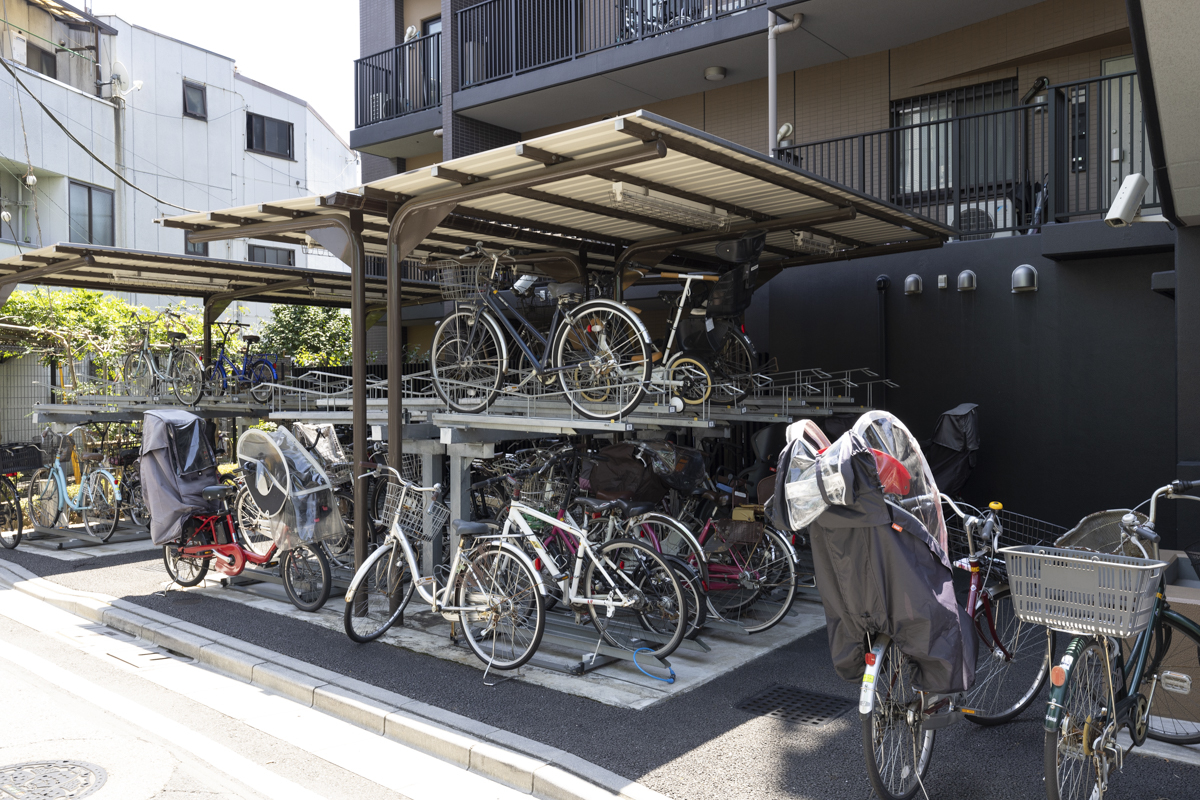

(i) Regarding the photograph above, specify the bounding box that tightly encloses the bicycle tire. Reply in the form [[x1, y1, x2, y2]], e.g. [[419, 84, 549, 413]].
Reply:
[[170, 349, 204, 406], [125, 477, 150, 528], [163, 525, 212, 587], [1045, 640, 1109, 800], [234, 484, 273, 557], [624, 514, 709, 584], [705, 525, 797, 634], [322, 488, 356, 570], [27, 467, 63, 529], [862, 639, 936, 800], [282, 544, 332, 612], [0, 475, 23, 549], [82, 472, 121, 542], [123, 351, 153, 397], [553, 300, 651, 420], [204, 362, 227, 398], [710, 329, 755, 403], [431, 309, 506, 413], [665, 353, 712, 405], [1144, 611, 1200, 744], [456, 544, 546, 671], [964, 586, 1056, 725], [247, 359, 276, 404], [660, 553, 707, 639], [585, 538, 686, 659], [344, 541, 413, 643]]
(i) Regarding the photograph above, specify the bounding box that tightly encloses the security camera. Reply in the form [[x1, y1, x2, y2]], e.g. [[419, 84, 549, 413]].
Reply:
[[1105, 173, 1149, 228]]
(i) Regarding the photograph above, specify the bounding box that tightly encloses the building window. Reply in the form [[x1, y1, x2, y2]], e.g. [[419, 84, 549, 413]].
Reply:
[[27, 44, 56, 80], [246, 112, 294, 159], [423, 16, 442, 36], [68, 182, 114, 246], [247, 244, 294, 266], [183, 81, 207, 120], [185, 240, 209, 257]]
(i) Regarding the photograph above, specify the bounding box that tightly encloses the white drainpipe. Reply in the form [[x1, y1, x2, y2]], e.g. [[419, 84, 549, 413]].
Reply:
[[768, 12, 803, 156]]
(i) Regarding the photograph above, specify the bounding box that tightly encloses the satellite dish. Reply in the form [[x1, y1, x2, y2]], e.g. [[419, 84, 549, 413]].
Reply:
[[109, 61, 142, 97]]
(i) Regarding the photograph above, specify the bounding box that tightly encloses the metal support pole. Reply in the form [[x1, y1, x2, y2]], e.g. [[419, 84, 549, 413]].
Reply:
[[349, 211, 369, 583]]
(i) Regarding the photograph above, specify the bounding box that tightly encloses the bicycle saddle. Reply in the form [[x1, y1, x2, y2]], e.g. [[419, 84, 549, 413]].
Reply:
[[547, 281, 584, 298], [202, 485, 237, 501], [658, 290, 682, 307], [574, 496, 657, 518], [78, 452, 104, 462], [451, 519, 493, 540], [167, 331, 187, 341], [242, 334, 261, 344]]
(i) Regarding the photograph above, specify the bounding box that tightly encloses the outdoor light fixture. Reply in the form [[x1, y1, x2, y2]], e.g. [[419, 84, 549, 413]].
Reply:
[[904, 274, 923, 295], [1012, 264, 1038, 293], [704, 66, 726, 81], [1, 209, 10, 224], [610, 182, 730, 230], [957, 270, 977, 291], [792, 229, 853, 256]]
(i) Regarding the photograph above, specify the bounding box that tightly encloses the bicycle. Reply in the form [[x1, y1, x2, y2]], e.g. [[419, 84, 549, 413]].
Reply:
[[204, 321, 277, 403], [1027, 480, 1200, 800], [27, 427, 123, 540], [163, 483, 333, 612], [428, 245, 653, 420], [0, 471, 24, 549], [122, 310, 204, 405], [860, 495, 1058, 800], [342, 463, 548, 673]]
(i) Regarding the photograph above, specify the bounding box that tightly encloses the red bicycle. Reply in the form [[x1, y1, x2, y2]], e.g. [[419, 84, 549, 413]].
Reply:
[[162, 484, 332, 612]]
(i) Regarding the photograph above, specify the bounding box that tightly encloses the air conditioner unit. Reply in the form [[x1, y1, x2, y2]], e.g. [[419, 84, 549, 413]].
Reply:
[[369, 92, 390, 123], [948, 198, 1016, 241], [8, 31, 27, 64]]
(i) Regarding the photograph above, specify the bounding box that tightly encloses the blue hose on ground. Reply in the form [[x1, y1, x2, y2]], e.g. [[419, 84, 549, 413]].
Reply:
[[632, 647, 675, 684]]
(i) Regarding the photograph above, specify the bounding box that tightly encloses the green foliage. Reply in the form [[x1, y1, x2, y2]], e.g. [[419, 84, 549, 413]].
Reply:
[[259, 305, 352, 367]]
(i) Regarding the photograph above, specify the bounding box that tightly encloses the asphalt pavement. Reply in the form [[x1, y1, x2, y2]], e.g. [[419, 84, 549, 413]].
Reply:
[[3, 543, 1198, 800]]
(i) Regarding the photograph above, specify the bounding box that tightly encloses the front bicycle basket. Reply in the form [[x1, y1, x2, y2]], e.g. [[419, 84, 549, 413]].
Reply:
[[1001, 544, 1165, 638], [382, 479, 449, 542], [946, 508, 1069, 579], [1055, 509, 1149, 558], [426, 260, 488, 302], [40, 431, 74, 468], [518, 470, 571, 513], [704, 519, 765, 555]]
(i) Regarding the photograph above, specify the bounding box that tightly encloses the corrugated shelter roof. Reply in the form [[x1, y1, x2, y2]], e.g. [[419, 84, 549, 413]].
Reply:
[[161, 111, 952, 277]]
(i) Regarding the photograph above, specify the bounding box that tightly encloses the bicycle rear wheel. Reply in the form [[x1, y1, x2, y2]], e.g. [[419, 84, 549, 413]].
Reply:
[[281, 544, 332, 612], [965, 586, 1056, 725], [125, 477, 150, 528], [344, 541, 413, 643], [27, 468, 63, 529], [163, 523, 212, 587], [1045, 640, 1110, 800], [0, 475, 22, 549], [862, 640, 936, 800], [585, 538, 685, 659], [457, 544, 546, 671], [82, 472, 121, 541], [1145, 612, 1200, 744], [710, 330, 755, 403]]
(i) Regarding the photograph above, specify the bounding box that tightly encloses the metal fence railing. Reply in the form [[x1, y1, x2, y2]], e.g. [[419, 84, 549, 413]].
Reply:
[[354, 32, 442, 127], [775, 72, 1159, 238], [457, 0, 762, 89]]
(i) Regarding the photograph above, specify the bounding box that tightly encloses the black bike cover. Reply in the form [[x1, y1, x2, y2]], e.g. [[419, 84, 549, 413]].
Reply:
[[927, 403, 979, 496], [141, 410, 217, 545]]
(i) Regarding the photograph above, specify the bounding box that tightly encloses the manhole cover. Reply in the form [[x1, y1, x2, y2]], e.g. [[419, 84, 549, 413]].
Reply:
[[0, 760, 107, 799], [735, 685, 854, 727]]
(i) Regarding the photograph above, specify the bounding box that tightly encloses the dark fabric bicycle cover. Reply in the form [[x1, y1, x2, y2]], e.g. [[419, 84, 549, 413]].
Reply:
[[141, 409, 217, 545]]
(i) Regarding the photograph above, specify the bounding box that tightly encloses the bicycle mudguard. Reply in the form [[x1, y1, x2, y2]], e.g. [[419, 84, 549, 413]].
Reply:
[[1044, 635, 1092, 733], [860, 636, 890, 714], [630, 512, 709, 581], [566, 299, 652, 344]]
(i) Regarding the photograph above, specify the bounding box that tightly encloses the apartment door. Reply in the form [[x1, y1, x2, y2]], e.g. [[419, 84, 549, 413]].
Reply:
[[1103, 55, 1155, 206]]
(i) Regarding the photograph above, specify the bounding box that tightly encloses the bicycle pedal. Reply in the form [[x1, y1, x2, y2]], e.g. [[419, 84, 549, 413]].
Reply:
[[920, 710, 965, 732], [1161, 671, 1193, 695]]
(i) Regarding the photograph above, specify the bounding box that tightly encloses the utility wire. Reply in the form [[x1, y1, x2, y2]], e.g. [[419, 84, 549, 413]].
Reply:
[[0, 55, 199, 213]]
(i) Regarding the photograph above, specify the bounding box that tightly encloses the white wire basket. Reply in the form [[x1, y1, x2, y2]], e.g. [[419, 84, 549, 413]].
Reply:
[[1001, 544, 1166, 638], [517, 470, 571, 512], [381, 479, 449, 542], [425, 260, 489, 302]]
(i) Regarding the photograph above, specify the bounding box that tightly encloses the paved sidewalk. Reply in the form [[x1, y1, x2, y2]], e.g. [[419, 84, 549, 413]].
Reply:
[[4, 545, 1200, 800]]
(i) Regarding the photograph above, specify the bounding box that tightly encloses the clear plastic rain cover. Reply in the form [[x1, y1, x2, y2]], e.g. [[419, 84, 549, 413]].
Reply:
[[236, 427, 345, 552], [780, 420, 835, 530]]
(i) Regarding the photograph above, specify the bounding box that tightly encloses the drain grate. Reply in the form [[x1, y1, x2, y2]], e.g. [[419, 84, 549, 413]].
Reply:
[[735, 685, 854, 727], [0, 760, 107, 799]]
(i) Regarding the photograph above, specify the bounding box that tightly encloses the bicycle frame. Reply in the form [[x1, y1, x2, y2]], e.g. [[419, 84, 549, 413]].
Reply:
[[179, 509, 276, 577], [44, 459, 119, 512]]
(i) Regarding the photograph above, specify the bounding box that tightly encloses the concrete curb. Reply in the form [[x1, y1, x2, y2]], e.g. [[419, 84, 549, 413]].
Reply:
[[0, 561, 670, 800]]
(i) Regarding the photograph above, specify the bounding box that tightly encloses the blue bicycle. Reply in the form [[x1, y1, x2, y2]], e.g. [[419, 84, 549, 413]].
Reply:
[[27, 426, 122, 541], [204, 321, 277, 403]]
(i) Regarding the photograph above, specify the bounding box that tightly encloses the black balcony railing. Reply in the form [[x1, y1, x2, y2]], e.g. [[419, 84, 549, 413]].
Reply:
[[775, 72, 1159, 238], [354, 32, 441, 128], [457, 0, 762, 89], [365, 256, 433, 282]]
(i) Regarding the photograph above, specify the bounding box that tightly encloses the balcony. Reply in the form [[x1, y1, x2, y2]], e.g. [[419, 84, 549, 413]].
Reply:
[[354, 32, 441, 128], [457, 0, 763, 89], [777, 73, 1159, 238]]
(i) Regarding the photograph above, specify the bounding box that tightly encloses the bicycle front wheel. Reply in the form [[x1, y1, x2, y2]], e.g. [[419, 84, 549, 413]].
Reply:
[[344, 541, 413, 643], [123, 351, 153, 397], [705, 525, 797, 634], [554, 301, 651, 420], [431, 309, 506, 413], [27, 468, 63, 529], [965, 586, 1056, 725], [1045, 640, 1110, 800], [247, 359, 276, 403], [457, 544, 546, 671], [234, 484, 273, 557], [0, 475, 23, 548], [125, 478, 150, 528], [1145, 611, 1200, 744], [711, 330, 755, 403], [82, 472, 121, 541], [170, 349, 204, 405], [281, 544, 332, 612], [863, 639, 936, 800], [204, 362, 227, 399], [585, 538, 685, 659]]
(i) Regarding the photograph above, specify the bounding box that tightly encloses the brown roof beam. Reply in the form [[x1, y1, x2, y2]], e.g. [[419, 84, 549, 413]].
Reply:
[[430, 165, 484, 185], [258, 204, 316, 219], [511, 187, 694, 234], [514, 143, 571, 165]]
